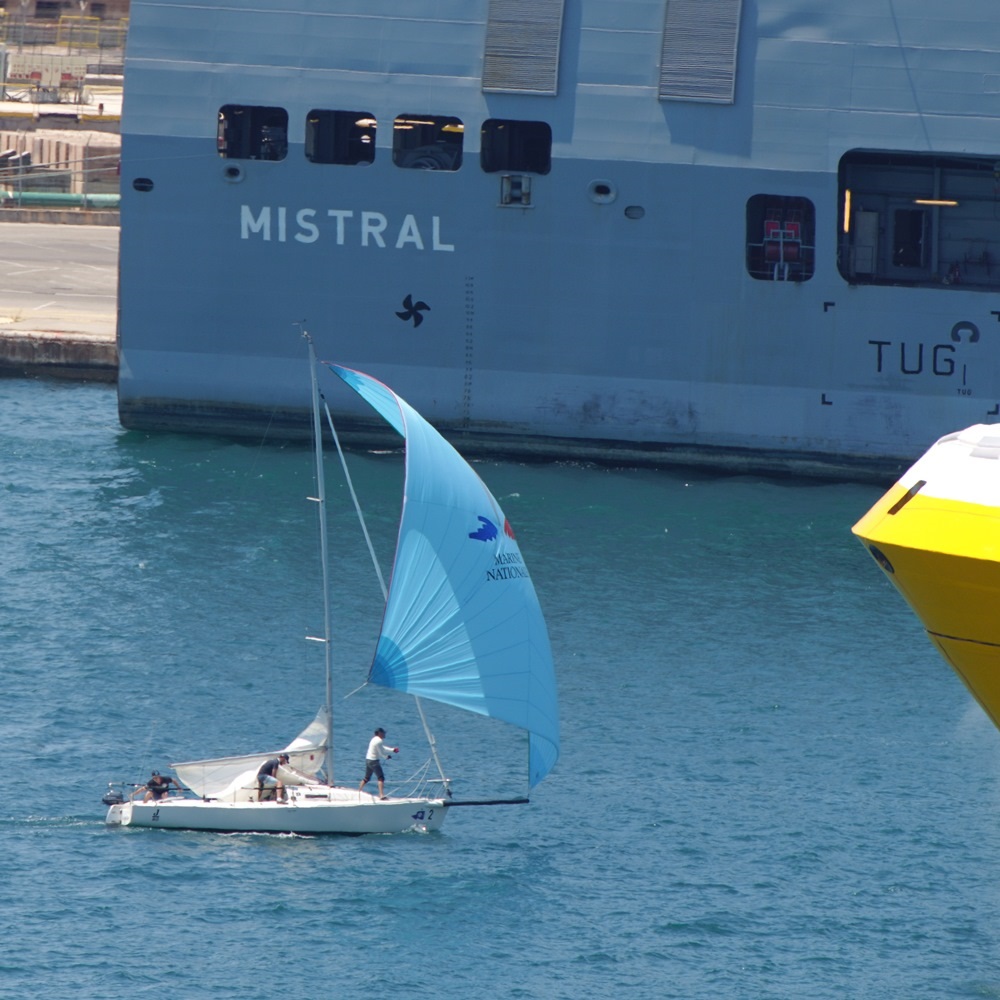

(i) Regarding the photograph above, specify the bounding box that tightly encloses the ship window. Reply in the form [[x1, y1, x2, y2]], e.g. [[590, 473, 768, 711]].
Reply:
[[480, 120, 551, 174], [217, 105, 288, 161], [305, 110, 375, 165], [892, 210, 926, 269], [839, 150, 1000, 289], [392, 115, 463, 171], [745, 195, 815, 282]]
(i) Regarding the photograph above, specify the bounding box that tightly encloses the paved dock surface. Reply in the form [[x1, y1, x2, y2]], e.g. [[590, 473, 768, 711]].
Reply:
[[0, 220, 118, 378]]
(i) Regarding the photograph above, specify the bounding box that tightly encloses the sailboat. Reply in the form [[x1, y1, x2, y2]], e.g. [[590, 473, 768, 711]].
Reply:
[[105, 339, 559, 834], [852, 424, 1000, 732]]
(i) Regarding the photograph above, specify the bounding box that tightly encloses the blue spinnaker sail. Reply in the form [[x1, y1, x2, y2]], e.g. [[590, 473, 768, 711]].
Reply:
[[329, 365, 559, 787]]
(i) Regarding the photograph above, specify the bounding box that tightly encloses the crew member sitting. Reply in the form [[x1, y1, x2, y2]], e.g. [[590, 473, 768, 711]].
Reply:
[[139, 770, 183, 802]]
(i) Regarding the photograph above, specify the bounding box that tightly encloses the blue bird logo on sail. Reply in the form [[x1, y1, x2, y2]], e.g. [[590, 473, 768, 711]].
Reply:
[[468, 515, 518, 542], [469, 515, 497, 541]]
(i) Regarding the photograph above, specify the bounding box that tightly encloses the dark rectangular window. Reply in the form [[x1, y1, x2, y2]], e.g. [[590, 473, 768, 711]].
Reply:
[[217, 105, 288, 161], [892, 210, 926, 269], [745, 194, 815, 282], [305, 110, 376, 165], [480, 119, 551, 175], [393, 115, 463, 171], [839, 150, 998, 289]]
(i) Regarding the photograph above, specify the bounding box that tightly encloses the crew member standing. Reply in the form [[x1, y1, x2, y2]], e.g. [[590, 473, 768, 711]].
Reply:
[[358, 728, 399, 800]]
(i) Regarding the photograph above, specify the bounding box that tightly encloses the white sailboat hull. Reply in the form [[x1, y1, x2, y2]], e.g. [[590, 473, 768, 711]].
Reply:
[[107, 788, 448, 835]]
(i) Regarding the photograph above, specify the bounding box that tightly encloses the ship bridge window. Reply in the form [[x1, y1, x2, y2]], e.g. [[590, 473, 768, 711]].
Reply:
[[393, 115, 463, 171], [305, 110, 375, 165], [839, 150, 1000, 290], [480, 120, 551, 175], [745, 195, 815, 282], [217, 105, 288, 161]]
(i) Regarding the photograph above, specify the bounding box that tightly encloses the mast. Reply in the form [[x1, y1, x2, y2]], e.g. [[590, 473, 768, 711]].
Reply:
[[305, 333, 335, 784]]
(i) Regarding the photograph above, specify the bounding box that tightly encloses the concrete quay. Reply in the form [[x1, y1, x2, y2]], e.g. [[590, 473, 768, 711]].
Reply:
[[0, 327, 116, 381], [0, 85, 121, 378], [0, 219, 118, 380]]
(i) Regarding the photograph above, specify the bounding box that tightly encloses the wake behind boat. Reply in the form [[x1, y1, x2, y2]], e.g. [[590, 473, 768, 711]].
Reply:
[[852, 425, 1000, 730], [105, 339, 559, 835]]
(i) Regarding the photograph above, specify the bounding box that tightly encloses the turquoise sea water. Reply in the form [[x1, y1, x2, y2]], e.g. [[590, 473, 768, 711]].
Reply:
[[4, 377, 1000, 999]]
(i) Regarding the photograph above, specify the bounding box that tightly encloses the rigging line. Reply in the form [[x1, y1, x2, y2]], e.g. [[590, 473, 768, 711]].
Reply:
[[241, 398, 282, 492], [322, 397, 388, 599], [386, 758, 434, 797], [136, 716, 160, 784], [414, 694, 450, 792], [342, 680, 368, 699]]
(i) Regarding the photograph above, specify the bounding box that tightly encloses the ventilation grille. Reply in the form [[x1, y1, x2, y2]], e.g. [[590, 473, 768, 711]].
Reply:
[[482, 0, 565, 96], [659, 0, 743, 104]]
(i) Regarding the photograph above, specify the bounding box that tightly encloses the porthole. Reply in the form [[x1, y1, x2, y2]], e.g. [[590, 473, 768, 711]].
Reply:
[[867, 544, 894, 575], [132, 177, 154, 193], [222, 164, 245, 183], [588, 179, 616, 204], [624, 205, 645, 220]]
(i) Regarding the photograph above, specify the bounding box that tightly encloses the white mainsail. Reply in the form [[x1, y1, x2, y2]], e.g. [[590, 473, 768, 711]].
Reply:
[[171, 708, 329, 801]]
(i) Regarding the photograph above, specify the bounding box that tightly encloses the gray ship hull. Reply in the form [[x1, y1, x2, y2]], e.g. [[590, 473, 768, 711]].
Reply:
[[117, 0, 1000, 475]]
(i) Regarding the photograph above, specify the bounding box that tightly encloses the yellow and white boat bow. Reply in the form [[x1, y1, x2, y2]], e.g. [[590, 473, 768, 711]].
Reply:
[[853, 424, 1000, 728]]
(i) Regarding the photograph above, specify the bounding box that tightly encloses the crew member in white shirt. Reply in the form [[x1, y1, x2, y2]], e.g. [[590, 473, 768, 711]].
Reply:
[[359, 727, 399, 799]]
